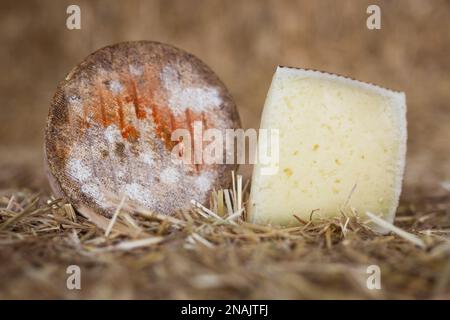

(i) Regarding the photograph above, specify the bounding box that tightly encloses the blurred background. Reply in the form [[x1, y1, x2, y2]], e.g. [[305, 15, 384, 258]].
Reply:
[[0, 0, 449, 197]]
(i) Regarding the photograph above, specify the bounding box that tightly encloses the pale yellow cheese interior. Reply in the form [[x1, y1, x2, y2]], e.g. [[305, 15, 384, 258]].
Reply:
[[249, 67, 407, 226]]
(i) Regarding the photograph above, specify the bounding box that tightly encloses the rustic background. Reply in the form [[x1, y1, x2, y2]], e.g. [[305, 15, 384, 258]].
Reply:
[[0, 0, 449, 196]]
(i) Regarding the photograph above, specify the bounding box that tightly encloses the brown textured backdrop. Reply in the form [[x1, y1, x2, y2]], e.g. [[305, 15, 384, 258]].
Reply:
[[0, 0, 449, 196]]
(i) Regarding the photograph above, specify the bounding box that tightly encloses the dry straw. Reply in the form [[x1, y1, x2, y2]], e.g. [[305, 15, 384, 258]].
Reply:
[[0, 174, 449, 299]]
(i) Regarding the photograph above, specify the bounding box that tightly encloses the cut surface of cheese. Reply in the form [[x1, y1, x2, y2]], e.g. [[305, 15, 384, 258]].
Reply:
[[249, 67, 407, 227]]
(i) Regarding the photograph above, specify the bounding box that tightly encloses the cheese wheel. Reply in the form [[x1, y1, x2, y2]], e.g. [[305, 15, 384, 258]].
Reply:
[[249, 67, 407, 226], [45, 41, 241, 217]]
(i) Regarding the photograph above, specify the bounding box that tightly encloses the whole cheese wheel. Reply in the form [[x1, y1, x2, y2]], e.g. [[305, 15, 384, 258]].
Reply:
[[45, 41, 241, 217], [249, 67, 406, 228]]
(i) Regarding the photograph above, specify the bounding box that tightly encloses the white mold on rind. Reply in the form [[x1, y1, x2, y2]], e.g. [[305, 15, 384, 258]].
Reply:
[[45, 41, 241, 218]]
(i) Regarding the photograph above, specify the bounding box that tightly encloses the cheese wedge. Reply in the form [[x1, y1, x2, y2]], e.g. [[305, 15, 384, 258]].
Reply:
[[249, 67, 407, 227]]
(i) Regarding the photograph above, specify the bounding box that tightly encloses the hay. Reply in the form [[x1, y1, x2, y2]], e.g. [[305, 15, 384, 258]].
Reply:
[[0, 175, 449, 299]]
